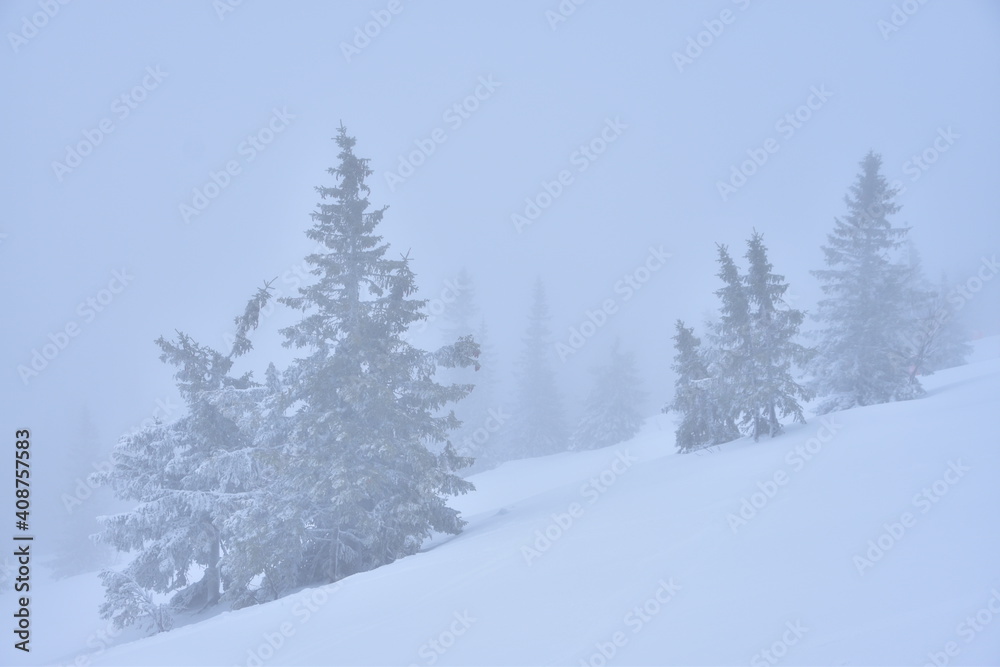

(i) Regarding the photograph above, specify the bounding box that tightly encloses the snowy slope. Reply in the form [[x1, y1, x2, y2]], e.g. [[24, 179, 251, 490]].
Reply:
[[12, 345, 1000, 667]]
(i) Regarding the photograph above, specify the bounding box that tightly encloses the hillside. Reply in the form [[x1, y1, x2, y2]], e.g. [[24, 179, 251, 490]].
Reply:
[[12, 339, 1000, 667]]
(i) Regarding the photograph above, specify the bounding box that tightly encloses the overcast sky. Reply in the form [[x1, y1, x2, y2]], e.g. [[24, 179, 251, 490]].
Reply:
[[3, 0, 998, 480]]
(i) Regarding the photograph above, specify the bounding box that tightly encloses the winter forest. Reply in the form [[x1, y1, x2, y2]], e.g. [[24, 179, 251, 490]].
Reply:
[[4, 2, 999, 666], [79, 134, 973, 635]]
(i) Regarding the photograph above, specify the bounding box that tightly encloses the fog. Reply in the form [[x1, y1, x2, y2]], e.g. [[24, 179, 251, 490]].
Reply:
[[2, 0, 998, 581]]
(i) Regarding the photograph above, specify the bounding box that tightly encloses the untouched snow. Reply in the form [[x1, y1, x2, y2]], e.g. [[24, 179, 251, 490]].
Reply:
[[9, 345, 1000, 666]]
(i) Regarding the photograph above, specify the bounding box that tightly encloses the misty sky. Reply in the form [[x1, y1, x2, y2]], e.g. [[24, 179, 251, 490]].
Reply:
[[3, 0, 999, 482]]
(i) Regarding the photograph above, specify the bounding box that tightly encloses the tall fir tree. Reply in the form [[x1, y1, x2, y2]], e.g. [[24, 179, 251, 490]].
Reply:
[[276, 124, 478, 587], [741, 231, 811, 439], [811, 151, 921, 412], [570, 338, 647, 451], [666, 320, 739, 452], [712, 243, 752, 366], [706, 243, 752, 434], [507, 278, 568, 459]]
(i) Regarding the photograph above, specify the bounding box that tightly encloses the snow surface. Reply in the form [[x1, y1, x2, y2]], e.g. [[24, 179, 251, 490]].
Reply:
[[7, 341, 1000, 666]]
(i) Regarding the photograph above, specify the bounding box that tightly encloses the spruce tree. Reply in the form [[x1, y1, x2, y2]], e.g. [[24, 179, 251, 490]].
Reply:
[[206, 361, 298, 607], [571, 339, 647, 451], [741, 231, 811, 439], [707, 244, 751, 434], [95, 284, 274, 631], [712, 244, 752, 366], [667, 320, 739, 452], [811, 151, 920, 412], [276, 124, 478, 586], [508, 278, 568, 459]]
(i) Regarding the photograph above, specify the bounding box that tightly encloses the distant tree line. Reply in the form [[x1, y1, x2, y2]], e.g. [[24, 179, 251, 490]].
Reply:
[[666, 151, 970, 452]]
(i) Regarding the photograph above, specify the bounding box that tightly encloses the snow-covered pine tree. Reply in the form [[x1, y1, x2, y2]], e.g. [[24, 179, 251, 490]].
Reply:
[[741, 231, 812, 439], [98, 571, 173, 634], [925, 274, 973, 371], [507, 278, 568, 459], [896, 243, 972, 376], [811, 151, 921, 412], [903, 272, 972, 377], [707, 243, 752, 434], [276, 124, 478, 587], [95, 283, 275, 631], [206, 361, 299, 607], [571, 338, 647, 451], [666, 320, 739, 452]]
